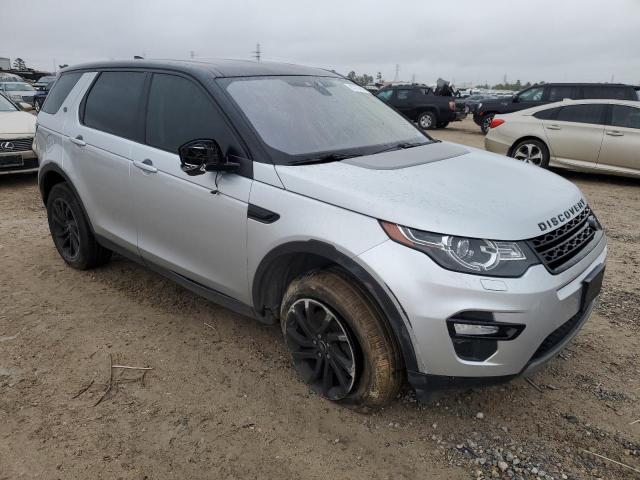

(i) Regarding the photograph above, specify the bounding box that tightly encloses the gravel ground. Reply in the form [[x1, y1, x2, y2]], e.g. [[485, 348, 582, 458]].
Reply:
[[1, 118, 638, 479]]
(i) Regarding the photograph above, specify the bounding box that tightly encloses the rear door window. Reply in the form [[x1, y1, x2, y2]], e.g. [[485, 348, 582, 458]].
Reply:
[[547, 86, 578, 102], [611, 105, 640, 129], [583, 85, 634, 100], [82, 71, 147, 141], [555, 104, 605, 125], [41, 72, 82, 114], [396, 89, 411, 100]]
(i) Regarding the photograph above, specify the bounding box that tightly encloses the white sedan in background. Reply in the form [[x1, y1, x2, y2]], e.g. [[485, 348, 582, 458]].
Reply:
[[0, 93, 37, 174], [485, 99, 640, 178]]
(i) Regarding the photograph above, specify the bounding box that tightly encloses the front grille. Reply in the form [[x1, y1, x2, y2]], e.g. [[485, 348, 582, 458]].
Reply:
[[531, 309, 583, 361], [528, 206, 599, 273], [0, 138, 33, 152]]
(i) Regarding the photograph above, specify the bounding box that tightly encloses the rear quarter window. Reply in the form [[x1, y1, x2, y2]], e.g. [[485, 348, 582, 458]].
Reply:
[[533, 107, 560, 120], [41, 72, 82, 114]]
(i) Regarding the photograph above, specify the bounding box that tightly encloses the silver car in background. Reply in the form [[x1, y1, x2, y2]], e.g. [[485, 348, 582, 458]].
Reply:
[[0, 81, 37, 106], [485, 99, 640, 178], [35, 60, 607, 408]]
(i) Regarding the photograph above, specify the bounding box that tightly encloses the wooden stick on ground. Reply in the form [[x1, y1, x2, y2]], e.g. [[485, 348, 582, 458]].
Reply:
[[525, 377, 543, 392], [71, 376, 95, 399], [111, 365, 153, 371], [94, 353, 114, 407], [581, 449, 640, 475], [629, 419, 640, 425]]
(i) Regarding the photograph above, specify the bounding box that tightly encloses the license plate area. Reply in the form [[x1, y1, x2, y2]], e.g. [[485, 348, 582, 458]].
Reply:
[[0, 155, 23, 168], [581, 264, 605, 310]]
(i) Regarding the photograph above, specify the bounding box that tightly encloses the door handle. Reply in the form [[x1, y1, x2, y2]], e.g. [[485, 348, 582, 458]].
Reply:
[[133, 159, 158, 173], [546, 124, 561, 130], [606, 130, 624, 137], [69, 135, 86, 146]]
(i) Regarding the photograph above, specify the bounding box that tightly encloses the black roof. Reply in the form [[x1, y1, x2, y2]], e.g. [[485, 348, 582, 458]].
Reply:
[[63, 59, 339, 78]]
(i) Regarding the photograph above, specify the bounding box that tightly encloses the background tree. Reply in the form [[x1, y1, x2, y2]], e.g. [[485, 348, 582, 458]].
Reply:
[[12, 58, 26, 70], [376, 72, 382, 82], [58, 64, 69, 69]]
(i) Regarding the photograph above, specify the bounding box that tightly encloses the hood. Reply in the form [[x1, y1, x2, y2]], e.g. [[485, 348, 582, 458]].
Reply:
[[275, 142, 584, 240], [0, 111, 36, 136]]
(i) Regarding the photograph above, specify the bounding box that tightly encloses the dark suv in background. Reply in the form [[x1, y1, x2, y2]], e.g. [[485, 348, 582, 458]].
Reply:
[[474, 83, 640, 133], [376, 85, 463, 129]]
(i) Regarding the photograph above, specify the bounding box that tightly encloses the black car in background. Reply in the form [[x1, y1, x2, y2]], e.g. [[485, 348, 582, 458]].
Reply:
[[32, 75, 57, 112], [376, 85, 462, 129], [474, 83, 640, 133]]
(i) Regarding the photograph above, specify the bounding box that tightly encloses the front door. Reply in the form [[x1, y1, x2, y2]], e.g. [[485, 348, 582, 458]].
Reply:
[[130, 72, 252, 303], [597, 104, 640, 173]]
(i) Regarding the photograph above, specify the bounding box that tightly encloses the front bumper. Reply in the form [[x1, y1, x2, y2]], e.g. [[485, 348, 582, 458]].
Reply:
[[0, 146, 38, 175], [358, 235, 607, 382]]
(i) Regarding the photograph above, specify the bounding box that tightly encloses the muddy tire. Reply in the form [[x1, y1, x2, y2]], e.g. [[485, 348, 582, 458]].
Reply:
[[46, 183, 112, 270], [280, 269, 403, 410]]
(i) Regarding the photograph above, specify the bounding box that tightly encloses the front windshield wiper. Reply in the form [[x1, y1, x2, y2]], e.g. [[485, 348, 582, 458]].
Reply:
[[370, 141, 432, 156], [288, 152, 362, 166]]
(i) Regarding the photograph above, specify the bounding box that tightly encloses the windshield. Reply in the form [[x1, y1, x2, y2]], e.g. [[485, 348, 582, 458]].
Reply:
[[2, 83, 35, 91], [0, 94, 17, 112], [221, 75, 429, 163]]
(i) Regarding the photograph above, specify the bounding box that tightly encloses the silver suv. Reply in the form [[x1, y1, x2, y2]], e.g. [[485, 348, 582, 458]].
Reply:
[[35, 60, 607, 408]]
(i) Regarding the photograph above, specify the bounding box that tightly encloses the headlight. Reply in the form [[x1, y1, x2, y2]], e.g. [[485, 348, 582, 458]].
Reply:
[[9, 94, 22, 101], [380, 222, 538, 277], [477, 103, 482, 110]]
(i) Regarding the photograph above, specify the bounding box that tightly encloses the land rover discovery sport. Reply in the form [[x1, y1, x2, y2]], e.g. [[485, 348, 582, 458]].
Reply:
[[35, 60, 607, 408]]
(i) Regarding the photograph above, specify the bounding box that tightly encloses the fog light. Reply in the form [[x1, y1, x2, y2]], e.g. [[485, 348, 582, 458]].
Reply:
[[453, 323, 500, 336]]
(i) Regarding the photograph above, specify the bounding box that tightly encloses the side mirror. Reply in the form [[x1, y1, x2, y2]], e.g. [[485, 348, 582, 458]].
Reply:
[[178, 139, 239, 176], [19, 102, 34, 111], [512, 95, 519, 103]]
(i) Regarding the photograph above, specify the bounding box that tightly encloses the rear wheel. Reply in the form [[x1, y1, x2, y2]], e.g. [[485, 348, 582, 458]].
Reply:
[[417, 111, 436, 130], [46, 183, 112, 269], [281, 270, 402, 409], [510, 139, 550, 168]]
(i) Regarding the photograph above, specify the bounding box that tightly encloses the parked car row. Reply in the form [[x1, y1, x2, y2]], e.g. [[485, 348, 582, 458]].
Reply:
[[474, 82, 640, 133], [376, 84, 465, 129], [485, 99, 640, 178]]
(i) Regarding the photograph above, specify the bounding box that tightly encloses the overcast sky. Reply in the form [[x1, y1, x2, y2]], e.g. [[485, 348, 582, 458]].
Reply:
[[4, 0, 639, 86]]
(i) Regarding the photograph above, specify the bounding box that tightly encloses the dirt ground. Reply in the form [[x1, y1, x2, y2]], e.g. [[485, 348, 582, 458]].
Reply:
[[1, 118, 638, 480]]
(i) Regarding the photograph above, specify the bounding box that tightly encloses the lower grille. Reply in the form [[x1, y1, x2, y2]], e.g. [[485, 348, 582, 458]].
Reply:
[[531, 309, 583, 361], [528, 206, 600, 273], [0, 137, 33, 152]]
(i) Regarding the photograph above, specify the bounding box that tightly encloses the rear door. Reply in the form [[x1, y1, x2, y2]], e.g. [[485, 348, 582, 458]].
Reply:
[[543, 103, 606, 166], [129, 72, 252, 302], [66, 70, 147, 252], [597, 104, 640, 172], [545, 85, 579, 103]]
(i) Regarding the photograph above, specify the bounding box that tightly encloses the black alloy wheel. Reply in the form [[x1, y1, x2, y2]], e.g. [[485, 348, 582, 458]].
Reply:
[[284, 298, 357, 401], [49, 197, 81, 261]]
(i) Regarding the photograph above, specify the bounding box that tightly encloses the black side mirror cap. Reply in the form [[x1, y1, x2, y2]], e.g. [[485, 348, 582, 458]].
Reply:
[[178, 139, 238, 176]]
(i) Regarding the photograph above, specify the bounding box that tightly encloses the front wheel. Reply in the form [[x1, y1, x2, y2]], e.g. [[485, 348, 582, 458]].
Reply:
[[417, 111, 436, 130], [280, 270, 402, 409], [481, 114, 494, 134], [34, 98, 43, 112], [510, 139, 550, 168]]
